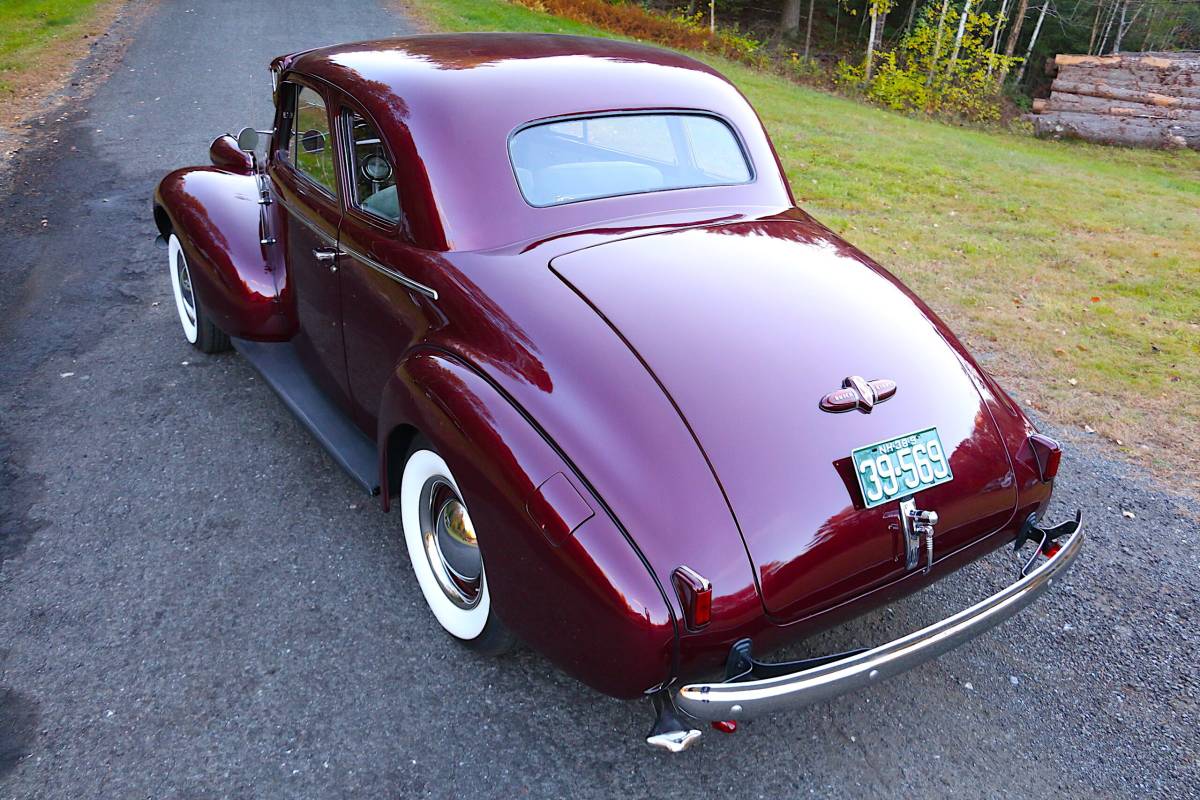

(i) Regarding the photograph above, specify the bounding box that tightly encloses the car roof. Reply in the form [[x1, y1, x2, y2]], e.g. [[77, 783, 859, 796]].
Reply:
[[282, 33, 731, 107], [275, 34, 791, 250]]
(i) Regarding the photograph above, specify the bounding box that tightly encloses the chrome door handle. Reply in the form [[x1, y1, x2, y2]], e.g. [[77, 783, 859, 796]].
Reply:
[[312, 247, 343, 272]]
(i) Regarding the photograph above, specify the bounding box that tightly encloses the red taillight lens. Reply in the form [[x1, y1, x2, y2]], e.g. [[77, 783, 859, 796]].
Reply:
[[1028, 433, 1062, 481], [672, 566, 712, 630]]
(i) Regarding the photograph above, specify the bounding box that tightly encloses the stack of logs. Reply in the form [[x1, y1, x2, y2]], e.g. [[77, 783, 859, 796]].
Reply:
[[1030, 52, 1200, 150]]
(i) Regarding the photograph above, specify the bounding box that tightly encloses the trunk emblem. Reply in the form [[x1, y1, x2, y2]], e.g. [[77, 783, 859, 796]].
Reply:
[[820, 376, 897, 413]]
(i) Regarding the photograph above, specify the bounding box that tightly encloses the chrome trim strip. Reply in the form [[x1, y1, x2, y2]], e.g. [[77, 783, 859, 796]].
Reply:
[[340, 244, 439, 301], [276, 196, 438, 301], [675, 521, 1084, 721]]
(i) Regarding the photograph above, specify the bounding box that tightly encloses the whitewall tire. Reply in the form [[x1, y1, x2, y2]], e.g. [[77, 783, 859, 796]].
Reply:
[[400, 442, 514, 653], [167, 233, 230, 354]]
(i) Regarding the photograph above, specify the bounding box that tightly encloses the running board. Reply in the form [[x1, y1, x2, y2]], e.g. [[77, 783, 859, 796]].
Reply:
[[232, 338, 380, 496]]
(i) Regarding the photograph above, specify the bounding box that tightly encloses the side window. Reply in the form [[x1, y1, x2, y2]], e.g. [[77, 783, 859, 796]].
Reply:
[[291, 86, 338, 195], [346, 111, 400, 223]]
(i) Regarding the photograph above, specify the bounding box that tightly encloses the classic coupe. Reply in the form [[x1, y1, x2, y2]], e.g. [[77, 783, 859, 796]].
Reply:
[[153, 33, 1082, 752]]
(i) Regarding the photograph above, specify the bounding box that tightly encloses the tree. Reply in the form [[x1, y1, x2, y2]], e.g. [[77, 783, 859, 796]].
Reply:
[[1014, 0, 1050, 83], [946, 0, 973, 73], [782, 0, 802, 34], [926, 0, 952, 86], [986, 0, 1010, 76], [805, 0, 817, 58], [997, 0, 1030, 82], [865, 0, 894, 80]]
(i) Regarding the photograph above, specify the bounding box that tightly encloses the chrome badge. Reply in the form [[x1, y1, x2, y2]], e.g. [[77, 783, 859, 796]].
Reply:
[[820, 376, 896, 414]]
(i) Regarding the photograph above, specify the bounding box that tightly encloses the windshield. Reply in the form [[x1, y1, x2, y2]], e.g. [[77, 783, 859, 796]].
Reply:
[[509, 113, 752, 207]]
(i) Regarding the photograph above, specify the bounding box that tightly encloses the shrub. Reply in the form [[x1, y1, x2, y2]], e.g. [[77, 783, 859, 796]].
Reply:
[[838, 4, 1021, 121]]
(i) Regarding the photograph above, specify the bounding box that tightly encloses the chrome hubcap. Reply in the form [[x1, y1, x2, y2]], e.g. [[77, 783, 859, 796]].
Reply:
[[175, 254, 197, 325], [419, 478, 482, 609]]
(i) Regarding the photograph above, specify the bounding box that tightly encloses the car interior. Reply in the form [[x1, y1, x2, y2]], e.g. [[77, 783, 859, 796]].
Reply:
[[509, 113, 751, 207]]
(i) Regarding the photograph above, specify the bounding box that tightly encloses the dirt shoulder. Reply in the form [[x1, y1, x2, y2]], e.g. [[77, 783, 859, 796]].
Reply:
[[0, 0, 150, 169]]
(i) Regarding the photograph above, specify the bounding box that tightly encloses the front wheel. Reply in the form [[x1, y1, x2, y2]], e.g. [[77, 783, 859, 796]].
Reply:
[[168, 233, 230, 354], [400, 440, 514, 655]]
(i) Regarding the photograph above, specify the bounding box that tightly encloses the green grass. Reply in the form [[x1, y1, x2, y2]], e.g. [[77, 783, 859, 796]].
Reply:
[[426, 0, 1200, 480], [0, 0, 109, 96]]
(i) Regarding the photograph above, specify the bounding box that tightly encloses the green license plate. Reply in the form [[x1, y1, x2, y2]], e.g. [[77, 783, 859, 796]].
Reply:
[[851, 427, 954, 509]]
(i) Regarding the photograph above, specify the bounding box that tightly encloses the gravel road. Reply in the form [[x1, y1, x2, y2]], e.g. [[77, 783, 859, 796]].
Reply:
[[0, 1, 1197, 797]]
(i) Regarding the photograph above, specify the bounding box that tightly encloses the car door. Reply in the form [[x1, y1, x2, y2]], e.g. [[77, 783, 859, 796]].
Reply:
[[268, 81, 352, 410], [331, 99, 431, 433]]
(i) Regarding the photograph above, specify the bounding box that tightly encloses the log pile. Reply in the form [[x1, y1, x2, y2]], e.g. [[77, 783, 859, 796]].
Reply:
[[1030, 52, 1200, 150]]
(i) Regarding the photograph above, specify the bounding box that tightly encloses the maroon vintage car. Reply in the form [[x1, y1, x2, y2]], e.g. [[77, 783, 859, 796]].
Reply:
[[153, 33, 1082, 751]]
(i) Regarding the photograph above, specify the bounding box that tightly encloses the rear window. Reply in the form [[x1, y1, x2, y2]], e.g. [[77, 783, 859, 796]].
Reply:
[[509, 113, 752, 208]]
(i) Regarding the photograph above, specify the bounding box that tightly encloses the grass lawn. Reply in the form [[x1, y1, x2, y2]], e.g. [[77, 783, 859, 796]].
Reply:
[[410, 0, 1200, 489], [0, 0, 122, 135]]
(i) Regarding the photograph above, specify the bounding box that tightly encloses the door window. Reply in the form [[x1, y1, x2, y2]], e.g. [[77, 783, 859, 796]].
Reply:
[[291, 86, 338, 195], [345, 111, 400, 223]]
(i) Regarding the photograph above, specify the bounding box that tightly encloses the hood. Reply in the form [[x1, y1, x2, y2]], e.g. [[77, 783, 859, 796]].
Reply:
[[551, 217, 1017, 619]]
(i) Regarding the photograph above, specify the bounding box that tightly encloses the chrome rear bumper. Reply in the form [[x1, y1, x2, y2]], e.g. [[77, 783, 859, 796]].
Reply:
[[675, 517, 1083, 722]]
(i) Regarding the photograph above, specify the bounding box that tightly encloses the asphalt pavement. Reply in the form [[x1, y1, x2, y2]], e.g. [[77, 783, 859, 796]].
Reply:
[[0, 1, 1197, 797]]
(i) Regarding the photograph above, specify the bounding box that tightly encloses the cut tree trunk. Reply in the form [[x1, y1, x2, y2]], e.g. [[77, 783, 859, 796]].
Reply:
[[1055, 53, 1200, 71], [1051, 79, 1200, 110], [1033, 111, 1200, 149], [1035, 92, 1200, 120], [1054, 65, 1200, 93]]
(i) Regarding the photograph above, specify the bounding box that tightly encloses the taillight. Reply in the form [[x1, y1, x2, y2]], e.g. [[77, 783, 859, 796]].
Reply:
[[672, 566, 712, 630], [1028, 433, 1062, 481]]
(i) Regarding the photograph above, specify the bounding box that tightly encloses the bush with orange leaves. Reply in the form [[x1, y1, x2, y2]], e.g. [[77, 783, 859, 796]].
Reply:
[[511, 0, 766, 68]]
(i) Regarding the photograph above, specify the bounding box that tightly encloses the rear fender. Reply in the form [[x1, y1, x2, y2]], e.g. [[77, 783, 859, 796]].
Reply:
[[377, 349, 677, 698], [153, 166, 294, 340]]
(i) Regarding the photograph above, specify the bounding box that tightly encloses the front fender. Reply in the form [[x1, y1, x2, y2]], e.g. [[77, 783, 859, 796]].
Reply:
[[153, 167, 293, 340], [377, 349, 677, 698]]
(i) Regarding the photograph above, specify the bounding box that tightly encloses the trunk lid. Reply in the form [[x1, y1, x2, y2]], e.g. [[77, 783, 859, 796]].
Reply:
[[551, 217, 1017, 619]]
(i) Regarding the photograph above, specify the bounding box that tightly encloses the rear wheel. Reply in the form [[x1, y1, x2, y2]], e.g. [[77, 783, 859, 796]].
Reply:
[[400, 439, 514, 655], [168, 233, 230, 354]]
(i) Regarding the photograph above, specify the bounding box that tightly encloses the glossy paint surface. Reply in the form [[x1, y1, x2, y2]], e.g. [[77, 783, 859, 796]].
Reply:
[[154, 166, 291, 340], [552, 218, 1018, 619], [154, 34, 1056, 698]]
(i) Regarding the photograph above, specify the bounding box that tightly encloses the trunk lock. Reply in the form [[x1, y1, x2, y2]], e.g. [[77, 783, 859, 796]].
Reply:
[[899, 498, 938, 573]]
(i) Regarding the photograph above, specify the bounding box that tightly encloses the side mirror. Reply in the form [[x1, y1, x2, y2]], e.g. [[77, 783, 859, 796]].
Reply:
[[300, 129, 326, 154], [208, 134, 254, 174], [236, 126, 260, 151]]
